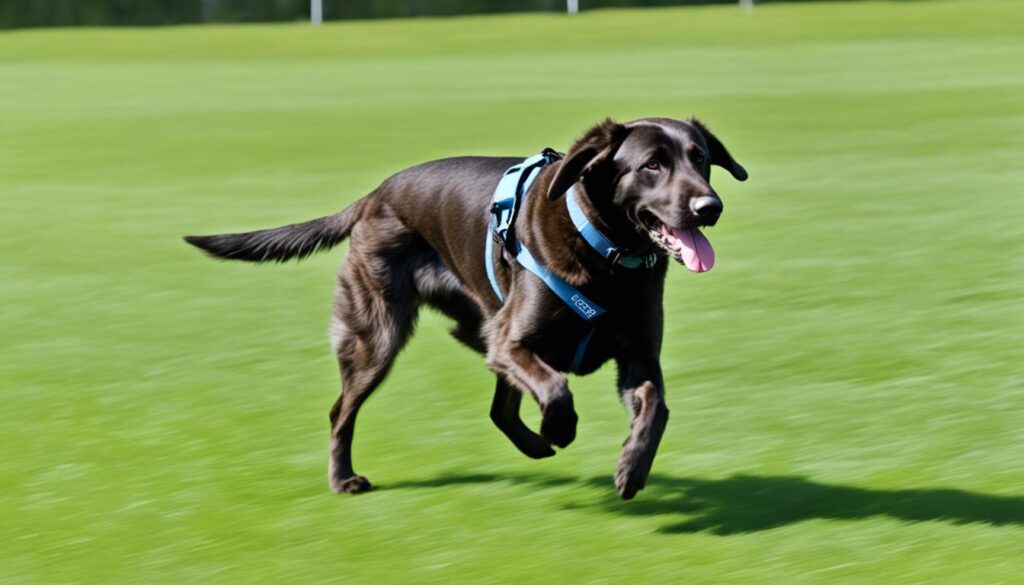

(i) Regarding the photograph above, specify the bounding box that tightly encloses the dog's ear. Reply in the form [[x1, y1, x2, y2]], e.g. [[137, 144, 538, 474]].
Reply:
[[689, 118, 748, 181], [548, 119, 630, 199]]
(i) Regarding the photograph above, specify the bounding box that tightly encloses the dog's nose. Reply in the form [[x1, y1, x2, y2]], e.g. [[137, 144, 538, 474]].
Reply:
[[690, 195, 723, 221]]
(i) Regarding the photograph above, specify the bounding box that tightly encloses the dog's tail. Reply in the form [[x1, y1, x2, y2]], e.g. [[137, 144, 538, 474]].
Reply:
[[184, 199, 364, 263]]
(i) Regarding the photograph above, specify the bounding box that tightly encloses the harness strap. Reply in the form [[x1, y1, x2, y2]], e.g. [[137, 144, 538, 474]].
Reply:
[[487, 150, 652, 373], [514, 244, 604, 321], [486, 151, 554, 302], [570, 328, 596, 373], [484, 229, 503, 301]]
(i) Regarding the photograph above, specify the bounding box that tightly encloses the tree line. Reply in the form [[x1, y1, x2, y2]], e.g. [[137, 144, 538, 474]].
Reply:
[[1, 0, 739, 28]]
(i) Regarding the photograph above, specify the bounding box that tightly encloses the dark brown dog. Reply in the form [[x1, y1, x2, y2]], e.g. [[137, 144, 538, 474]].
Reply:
[[185, 117, 747, 499]]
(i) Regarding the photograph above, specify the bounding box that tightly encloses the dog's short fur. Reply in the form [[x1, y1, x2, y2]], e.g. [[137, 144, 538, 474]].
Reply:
[[185, 117, 747, 499]]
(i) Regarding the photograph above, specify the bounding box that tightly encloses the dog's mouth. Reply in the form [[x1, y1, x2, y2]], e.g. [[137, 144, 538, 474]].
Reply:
[[638, 210, 715, 273]]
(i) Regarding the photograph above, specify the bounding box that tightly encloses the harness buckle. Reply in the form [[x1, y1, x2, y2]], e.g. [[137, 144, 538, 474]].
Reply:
[[608, 250, 624, 267], [608, 250, 659, 270], [491, 199, 514, 215], [541, 148, 563, 163]]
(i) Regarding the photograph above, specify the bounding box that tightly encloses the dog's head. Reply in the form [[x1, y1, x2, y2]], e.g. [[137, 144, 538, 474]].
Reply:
[[548, 117, 747, 272]]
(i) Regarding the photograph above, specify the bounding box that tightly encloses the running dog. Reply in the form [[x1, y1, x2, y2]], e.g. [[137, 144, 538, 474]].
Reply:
[[185, 117, 747, 499]]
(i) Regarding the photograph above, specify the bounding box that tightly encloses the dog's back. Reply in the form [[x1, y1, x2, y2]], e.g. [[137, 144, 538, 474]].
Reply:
[[185, 155, 519, 292]]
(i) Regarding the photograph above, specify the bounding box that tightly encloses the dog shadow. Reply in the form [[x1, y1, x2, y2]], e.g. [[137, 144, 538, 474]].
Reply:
[[388, 472, 1024, 535]]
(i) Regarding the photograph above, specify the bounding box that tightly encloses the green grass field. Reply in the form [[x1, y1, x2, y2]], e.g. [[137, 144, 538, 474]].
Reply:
[[2, 0, 1023, 582]]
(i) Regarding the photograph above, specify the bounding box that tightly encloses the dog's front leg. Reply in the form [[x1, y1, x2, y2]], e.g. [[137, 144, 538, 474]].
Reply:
[[489, 378, 557, 459], [486, 340, 578, 449], [614, 359, 669, 499]]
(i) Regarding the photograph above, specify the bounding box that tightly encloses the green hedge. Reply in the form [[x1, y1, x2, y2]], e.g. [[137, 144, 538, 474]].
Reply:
[[1, 0, 741, 29]]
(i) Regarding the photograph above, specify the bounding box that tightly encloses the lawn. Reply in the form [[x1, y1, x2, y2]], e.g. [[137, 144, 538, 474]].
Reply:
[[2, 0, 1023, 582]]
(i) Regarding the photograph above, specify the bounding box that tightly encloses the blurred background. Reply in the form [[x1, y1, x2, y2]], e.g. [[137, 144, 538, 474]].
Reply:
[[8, 0, 763, 28], [2, 0, 1022, 583]]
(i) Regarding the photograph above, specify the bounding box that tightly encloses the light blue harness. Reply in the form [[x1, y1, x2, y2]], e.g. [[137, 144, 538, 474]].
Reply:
[[485, 151, 658, 372]]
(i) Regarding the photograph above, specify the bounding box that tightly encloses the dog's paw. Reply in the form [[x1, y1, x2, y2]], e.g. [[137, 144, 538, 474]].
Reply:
[[540, 395, 578, 449], [614, 450, 653, 500], [331, 475, 373, 494], [614, 462, 644, 500], [516, 433, 557, 459]]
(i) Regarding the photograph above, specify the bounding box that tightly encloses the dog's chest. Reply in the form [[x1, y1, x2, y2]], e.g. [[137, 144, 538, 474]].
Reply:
[[524, 309, 617, 375]]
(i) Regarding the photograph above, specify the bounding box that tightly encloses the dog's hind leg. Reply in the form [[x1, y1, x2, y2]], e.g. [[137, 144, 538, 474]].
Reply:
[[327, 226, 420, 494], [489, 378, 555, 459]]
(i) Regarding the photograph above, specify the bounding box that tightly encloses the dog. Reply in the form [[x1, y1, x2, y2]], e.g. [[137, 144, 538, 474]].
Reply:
[[185, 117, 747, 499]]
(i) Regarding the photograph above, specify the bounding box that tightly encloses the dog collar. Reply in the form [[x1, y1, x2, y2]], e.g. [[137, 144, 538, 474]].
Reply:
[[565, 187, 658, 269]]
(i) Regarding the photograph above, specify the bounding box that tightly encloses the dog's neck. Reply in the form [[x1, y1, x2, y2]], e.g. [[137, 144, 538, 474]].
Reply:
[[519, 168, 658, 288], [577, 173, 656, 256]]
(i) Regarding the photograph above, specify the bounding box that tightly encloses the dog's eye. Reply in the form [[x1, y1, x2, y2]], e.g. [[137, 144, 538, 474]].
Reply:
[[644, 160, 661, 171], [693, 152, 706, 166]]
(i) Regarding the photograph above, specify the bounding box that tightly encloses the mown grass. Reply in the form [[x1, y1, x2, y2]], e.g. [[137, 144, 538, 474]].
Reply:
[[2, 1, 1023, 582]]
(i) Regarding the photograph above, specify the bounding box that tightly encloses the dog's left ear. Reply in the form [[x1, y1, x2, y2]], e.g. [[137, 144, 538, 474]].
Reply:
[[689, 118, 748, 182], [548, 119, 630, 199]]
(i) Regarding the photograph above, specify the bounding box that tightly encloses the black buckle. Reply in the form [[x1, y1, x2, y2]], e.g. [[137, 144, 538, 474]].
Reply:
[[541, 147, 564, 163], [491, 198, 513, 214], [609, 250, 659, 270]]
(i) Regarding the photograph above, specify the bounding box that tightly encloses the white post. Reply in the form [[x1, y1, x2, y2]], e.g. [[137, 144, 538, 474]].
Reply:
[[311, 0, 323, 25], [200, 0, 214, 22], [739, 0, 753, 9], [567, 0, 579, 15]]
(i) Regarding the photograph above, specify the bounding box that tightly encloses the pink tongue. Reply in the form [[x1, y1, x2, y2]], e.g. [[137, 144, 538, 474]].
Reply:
[[668, 226, 715, 272]]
